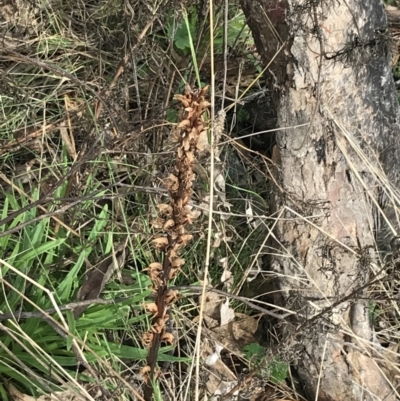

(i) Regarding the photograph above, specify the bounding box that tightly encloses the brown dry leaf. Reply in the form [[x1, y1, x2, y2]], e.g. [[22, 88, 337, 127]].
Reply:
[[202, 340, 236, 375], [113, 186, 127, 220], [195, 289, 223, 328], [347, 349, 395, 395], [198, 194, 219, 216], [201, 341, 237, 399], [210, 313, 259, 353], [206, 377, 238, 400], [74, 244, 126, 318], [246, 200, 261, 230]]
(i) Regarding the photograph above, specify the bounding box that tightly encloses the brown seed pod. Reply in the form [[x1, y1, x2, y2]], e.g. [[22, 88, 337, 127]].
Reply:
[[158, 203, 173, 215], [161, 332, 175, 345], [144, 302, 158, 317], [140, 365, 151, 381], [152, 315, 168, 334], [163, 219, 175, 230], [164, 289, 179, 304], [142, 332, 154, 348], [152, 237, 169, 250]]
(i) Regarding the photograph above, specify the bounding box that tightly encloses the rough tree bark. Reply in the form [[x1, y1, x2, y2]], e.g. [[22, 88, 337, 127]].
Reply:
[[240, 1, 400, 400]]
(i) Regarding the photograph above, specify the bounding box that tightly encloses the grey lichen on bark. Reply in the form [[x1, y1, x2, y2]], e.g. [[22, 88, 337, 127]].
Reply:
[[241, 0, 400, 400]]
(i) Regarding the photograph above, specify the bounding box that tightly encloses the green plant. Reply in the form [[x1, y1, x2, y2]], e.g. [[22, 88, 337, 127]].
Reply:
[[166, 6, 250, 55], [0, 204, 139, 397], [385, 0, 400, 5], [167, 9, 197, 53], [243, 342, 265, 363], [368, 302, 381, 326], [243, 343, 288, 384]]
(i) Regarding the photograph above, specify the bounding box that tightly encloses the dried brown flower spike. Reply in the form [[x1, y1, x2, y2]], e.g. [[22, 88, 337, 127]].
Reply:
[[142, 85, 210, 401]]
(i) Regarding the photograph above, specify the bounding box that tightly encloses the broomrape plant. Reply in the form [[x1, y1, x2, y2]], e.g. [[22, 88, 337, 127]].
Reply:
[[141, 84, 210, 400]]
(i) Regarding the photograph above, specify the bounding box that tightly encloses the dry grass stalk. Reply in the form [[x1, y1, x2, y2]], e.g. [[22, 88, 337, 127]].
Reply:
[[141, 84, 210, 399]]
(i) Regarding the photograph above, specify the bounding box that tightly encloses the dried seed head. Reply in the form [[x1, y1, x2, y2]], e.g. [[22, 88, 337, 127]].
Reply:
[[165, 289, 179, 304], [171, 258, 185, 268], [147, 262, 163, 272], [177, 119, 191, 129], [165, 174, 179, 192], [163, 219, 175, 230], [144, 302, 158, 316], [158, 203, 173, 215], [152, 237, 169, 250], [140, 365, 151, 380], [179, 234, 193, 246], [161, 332, 175, 344], [168, 267, 181, 280], [152, 316, 168, 333], [151, 217, 165, 229], [142, 332, 154, 347]]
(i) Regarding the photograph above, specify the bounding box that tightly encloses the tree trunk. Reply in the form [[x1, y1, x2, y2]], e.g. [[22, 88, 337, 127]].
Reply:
[[240, 1, 400, 400]]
